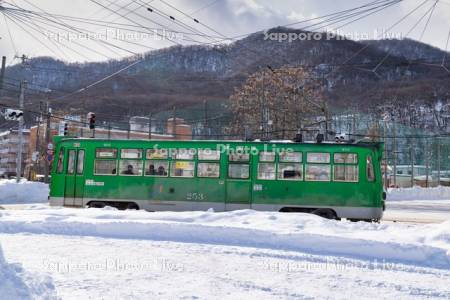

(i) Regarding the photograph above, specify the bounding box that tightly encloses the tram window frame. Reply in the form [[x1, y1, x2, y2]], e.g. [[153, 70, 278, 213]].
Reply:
[[259, 151, 275, 162], [118, 159, 143, 176], [197, 162, 220, 178], [333, 153, 359, 183], [94, 160, 117, 176], [305, 152, 331, 182], [56, 148, 64, 174], [306, 152, 330, 163], [305, 164, 331, 181], [277, 162, 303, 180], [76, 150, 85, 175], [120, 148, 143, 159], [279, 151, 302, 163], [170, 160, 195, 178], [144, 160, 169, 177], [334, 153, 358, 164], [95, 148, 117, 159], [228, 163, 250, 179], [334, 165, 359, 182], [67, 150, 76, 175], [367, 155, 375, 182], [229, 153, 250, 162], [146, 149, 168, 160], [172, 148, 195, 160], [257, 163, 276, 180], [198, 149, 220, 161]]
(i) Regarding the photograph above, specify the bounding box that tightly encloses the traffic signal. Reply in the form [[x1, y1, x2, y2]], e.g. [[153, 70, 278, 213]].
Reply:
[[63, 122, 69, 136], [3, 109, 24, 121], [88, 112, 96, 129]]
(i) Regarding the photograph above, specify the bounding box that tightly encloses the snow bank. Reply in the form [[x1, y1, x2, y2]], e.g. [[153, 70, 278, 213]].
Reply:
[[0, 180, 49, 205], [0, 243, 56, 299], [0, 207, 449, 269], [387, 186, 450, 201]]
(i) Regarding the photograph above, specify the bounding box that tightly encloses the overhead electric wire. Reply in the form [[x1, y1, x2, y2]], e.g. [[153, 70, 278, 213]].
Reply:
[[13, 0, 140, 58], [372, 0, 439, 73]]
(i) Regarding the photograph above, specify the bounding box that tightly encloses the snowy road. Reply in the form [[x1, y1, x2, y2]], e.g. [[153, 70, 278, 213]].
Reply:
[[384, 200, 450, 224], [0, 205, 449, 299], [0, 181, 449, 299], [1, 232, 449, 300]]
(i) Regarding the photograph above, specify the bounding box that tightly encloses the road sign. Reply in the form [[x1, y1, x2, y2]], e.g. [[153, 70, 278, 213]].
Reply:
[[31, 151, 39, 162]]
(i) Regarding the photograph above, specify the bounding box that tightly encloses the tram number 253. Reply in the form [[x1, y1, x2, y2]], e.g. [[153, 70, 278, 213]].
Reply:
[[186, 192, 206, 201]]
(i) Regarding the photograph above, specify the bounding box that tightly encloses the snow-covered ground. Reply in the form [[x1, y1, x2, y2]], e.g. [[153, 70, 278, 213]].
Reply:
[[0, 179, 49, 205], [0, 180, 449, 299], [387, 186, 450, 201], [0, 242, 56, 299]]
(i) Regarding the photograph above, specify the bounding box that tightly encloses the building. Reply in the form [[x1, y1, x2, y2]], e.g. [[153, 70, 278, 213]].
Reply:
[[0, 129, 30, 178]]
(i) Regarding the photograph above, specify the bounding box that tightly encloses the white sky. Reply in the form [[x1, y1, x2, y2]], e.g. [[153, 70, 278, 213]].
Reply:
[[0, 0, 449, 63]]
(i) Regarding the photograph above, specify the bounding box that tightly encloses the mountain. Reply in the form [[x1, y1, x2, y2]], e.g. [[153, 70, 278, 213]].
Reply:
[[2, 27, 449, 125]]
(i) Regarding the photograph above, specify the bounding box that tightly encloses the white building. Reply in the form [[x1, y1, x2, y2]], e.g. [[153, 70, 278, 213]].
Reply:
[[0, 129, 30, 177]]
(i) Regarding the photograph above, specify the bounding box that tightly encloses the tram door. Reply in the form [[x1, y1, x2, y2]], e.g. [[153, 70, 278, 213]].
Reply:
[[225, 157, 252, 210], [64, 148, 85, 207]]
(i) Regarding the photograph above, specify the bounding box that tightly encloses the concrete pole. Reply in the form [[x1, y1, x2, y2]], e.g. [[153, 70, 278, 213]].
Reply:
[[44, 102, 51, 184], [16, 80, 26, 182], [437, 138, 441, 186]]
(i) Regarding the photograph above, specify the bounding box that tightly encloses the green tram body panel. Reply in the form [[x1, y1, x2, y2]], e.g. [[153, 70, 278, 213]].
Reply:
[[49, 138, 385, 219]]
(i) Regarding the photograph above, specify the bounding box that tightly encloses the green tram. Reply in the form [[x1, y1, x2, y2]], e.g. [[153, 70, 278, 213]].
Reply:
[[49, 138, 385, 221]]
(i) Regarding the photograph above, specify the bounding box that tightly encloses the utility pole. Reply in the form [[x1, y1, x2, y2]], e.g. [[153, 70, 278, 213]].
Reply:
[[0, 56, 6, 95], [203, 100, 208, 139], [410, 142, 415, 188], [437, 138, 441, 186], [44, 101, 51, 184], [393, 120, 397, 187], [16, 80, 26, 182], [425, 142, 430, 188], [148, 112, 152, 140], [383, 119, 388, 189], [33, 101, 43, 177], [172, 106, 176, 139]]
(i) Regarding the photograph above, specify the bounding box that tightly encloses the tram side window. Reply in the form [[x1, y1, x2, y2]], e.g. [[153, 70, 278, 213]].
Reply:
[[258, 163, 276, 180], [334, 153, 358, 182], [172, 149, 195, 160], [77, 150, 85, 175], [94, 160, 117, 175], [197, 162, 220, 178], [198, 149, 220, 160], [228, 164, 249, 179], [119, 160, 143, 176], [229, 153, 250, 162], [334, 153, 357, 164], [67, 150, 76, 175], [334, 165, 358, 182], [259, 151, 275, 162], [305, 165, 331, 181], [96, 148, 117, 159], [121, 149, 142, 159], [279, 151, 302, 163], [171, 161, 195, 177], [144, 161, 168, 176], [56, 148, 64, 173], [146, 149, 168, 159], [307, 152, 330, 163], [278, 163, 302, 180], [367, 155, 375, 182], [306, 152, 331, 181]]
